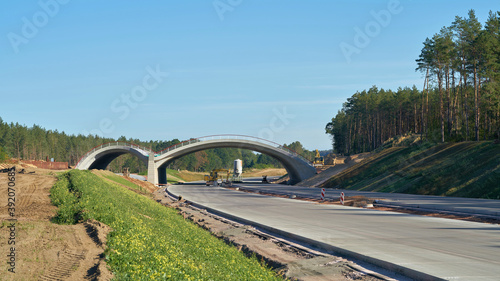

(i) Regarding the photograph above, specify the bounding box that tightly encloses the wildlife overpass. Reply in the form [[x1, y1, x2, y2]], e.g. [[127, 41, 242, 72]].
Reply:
[[75, 135, 316, 185]]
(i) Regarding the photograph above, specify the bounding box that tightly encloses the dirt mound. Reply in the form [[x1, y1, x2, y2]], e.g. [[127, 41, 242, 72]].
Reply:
[[125, 176, 157, 193], [83, 220, 114, 281], [0, 168, 113, 280]]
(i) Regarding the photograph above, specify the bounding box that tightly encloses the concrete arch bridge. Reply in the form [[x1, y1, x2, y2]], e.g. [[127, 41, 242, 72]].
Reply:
[[75, 135, 316, 185]]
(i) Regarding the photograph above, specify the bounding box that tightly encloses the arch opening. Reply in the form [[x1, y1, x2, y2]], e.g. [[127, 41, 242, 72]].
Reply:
[[76, 145, 150, 171], [155, 140, 314, 185], [75, 137, 316, 186], [156, 149, 288, 185]]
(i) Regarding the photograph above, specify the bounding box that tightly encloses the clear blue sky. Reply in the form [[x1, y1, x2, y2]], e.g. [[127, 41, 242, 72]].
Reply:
[[1, 0, 498, 150]]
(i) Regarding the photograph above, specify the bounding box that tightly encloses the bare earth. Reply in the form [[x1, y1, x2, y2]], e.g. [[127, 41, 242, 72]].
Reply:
[[0, 166, 112, 281]]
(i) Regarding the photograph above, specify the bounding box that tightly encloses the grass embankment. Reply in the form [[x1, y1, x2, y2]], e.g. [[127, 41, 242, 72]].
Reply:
[[99, 172, 146, 192], [166, 169, 205, 182], [50, 170, 281, 280], [242, 168, 287, 178], [143, 168, 287, 184], [321, 141, 500, 199]]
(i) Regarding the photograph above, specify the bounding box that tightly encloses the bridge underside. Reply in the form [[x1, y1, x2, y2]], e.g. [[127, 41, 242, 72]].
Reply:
[[76, 139, 316, 186], [154, 140, 316, 185], [77, 147, 150, 171], [88, 152, 131, 170]]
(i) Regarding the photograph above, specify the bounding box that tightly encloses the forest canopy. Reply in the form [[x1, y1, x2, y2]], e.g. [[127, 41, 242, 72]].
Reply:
[[326, 10, 500, 154], [0, 117, 315, 173]]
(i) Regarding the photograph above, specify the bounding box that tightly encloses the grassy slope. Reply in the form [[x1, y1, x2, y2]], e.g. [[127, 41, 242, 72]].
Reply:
[[50, 170, 281, 280], [99, 172, 146, 192], [144, 168, 287, 184], [321, 141, 500, 199], [165, 169, 185, 183], [168, 169, 205, 182]]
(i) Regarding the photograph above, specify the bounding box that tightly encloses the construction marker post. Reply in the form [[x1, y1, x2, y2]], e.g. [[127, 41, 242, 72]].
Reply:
[[340, 192, 345, 205], [320, 188, 325, 201]]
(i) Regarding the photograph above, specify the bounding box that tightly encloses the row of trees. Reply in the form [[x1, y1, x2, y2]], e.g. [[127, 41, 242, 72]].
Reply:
[[326, 10, 500, 154], [0, 117, 314, 173]]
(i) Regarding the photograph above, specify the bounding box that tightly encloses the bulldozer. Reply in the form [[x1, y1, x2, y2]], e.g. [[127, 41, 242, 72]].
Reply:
[[313, 149, 324, 166], [204, 169, 230, 186]]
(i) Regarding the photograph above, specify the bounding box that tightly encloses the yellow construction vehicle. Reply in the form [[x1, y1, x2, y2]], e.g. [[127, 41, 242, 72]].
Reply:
[[313, 149, 324, 166], [204, 169, 230, 186]]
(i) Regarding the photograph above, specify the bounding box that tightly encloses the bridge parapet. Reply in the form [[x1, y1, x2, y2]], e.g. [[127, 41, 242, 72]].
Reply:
[[157, 135, 312, 164], [75, 135, 316, 185]]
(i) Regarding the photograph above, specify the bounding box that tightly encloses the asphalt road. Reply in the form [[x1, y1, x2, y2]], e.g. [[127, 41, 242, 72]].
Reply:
[[169, 183, 500, 281]]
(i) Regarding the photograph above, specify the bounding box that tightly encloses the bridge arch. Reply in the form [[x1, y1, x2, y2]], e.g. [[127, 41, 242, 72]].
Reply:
[[153, 135, 316, 185], [75, 142, 151, 170], [75, 135, 316, 185]]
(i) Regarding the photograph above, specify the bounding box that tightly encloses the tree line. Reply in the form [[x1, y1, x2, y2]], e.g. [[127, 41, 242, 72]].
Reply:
[[326, 10, 500, 154], [0, 117, 315, 173]]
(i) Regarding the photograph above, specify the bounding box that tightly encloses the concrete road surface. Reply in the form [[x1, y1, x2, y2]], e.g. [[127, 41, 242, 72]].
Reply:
[[234, 181, 500, 219], [169, 183, 500, 281]]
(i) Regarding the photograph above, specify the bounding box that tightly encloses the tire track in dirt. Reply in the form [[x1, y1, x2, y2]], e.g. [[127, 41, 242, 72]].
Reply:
[[1, 171, 113, 280], [39, 225, 86, 281], [18, 183, 37, 208], [39, 248, 87, 281]]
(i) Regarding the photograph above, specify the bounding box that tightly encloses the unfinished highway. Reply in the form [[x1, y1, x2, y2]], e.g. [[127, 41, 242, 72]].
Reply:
[[169, 183, 500, 281]]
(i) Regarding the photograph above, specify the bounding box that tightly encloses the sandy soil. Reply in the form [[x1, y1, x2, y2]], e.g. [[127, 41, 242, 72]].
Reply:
[[242, 168, 287, 178], [0, 166, 113, 281]]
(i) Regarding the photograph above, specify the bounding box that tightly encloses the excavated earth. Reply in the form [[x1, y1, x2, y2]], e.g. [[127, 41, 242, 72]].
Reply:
[[0, 166, 113, 281]]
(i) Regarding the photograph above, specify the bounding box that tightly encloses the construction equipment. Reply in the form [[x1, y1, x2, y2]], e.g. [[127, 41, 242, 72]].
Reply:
[[262, 175, 269, 183], [122, 167, 130, 177], [204, 169, 230, 186], [232, 159, 243, 182], [313, 149, 324, 166]]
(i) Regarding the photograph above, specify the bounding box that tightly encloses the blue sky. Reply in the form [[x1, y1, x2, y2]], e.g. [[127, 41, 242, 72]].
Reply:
[[1, 1, 498, 150]]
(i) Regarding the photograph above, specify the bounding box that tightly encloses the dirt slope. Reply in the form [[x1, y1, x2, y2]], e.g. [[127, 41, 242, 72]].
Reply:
[[0, 168, 112, 281]]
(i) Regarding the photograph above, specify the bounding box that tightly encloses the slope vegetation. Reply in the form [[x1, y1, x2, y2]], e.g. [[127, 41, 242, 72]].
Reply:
[[321, 141, 500, 199], [50, 170, 281, 280]]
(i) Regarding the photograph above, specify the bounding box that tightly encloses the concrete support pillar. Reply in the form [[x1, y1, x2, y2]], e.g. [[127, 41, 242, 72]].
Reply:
[[147, 153, 157, 185]]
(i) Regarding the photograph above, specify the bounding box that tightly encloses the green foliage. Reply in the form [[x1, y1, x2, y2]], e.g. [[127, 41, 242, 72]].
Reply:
[[0, 117, 299, 173], [0, 146, 8, 162], [283, 141, 315, 161], [326, 86, 423, 154], [101, 173, 145, 192], [50, 174, 83, 224], [50, 170, 281, 280], [327, 10, 500, 153], [0, 118, 118, 165]]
